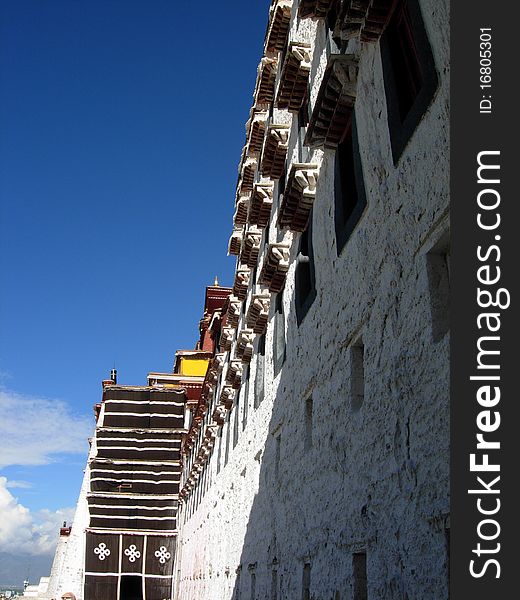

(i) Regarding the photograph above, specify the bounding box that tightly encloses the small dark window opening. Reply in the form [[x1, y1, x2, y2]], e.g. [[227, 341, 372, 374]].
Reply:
[[217, 423, 223, 474], [235, 566, 242, 600], [277, 170, 287, 242], [352, 552, 367, 600], [224, 410, 231, 466], [119, 575, 143, 600], [271, 565, 278, 600], [295, 218, 317, 325], [380, 0, 438, 162], [445, 526, 450, 598], [327, 0, 344, 50], [298, 97, 309, 129], [250, 572, 256, 600], [304, 395, 313, 450], [298, 100, 309, 162], [326, 1, 340, 32], [254, 335, 266, 408], [350, 340, 365, 412], [273, 292, 286, 375], [233, 390, 240, 448], [334, 114, 367, 254], [242, 367, 250, 431], [426, 231, 450, 342], [249, 568, 256, 600], [275, 433, 281, 479], [278, 168, 286, 200], [302, 563, 311, 600]]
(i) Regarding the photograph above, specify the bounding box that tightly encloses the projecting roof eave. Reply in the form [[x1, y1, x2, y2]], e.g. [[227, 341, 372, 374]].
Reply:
[[102, 385, 186, 393], [304, 54, 359, 149]]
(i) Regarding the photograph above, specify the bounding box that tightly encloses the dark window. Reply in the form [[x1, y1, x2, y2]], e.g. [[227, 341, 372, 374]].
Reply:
[[298, 93, 309, 128], [278, 167, 286, 201], [242, 367, 250, 430], [326, 0, 340, 32], [302, 563, 311, 600], [249, 568, 256, 600], [304, 395, 313, 450], [273, 292, 286, 375], [224, 410, 231, 466], [334, 114, 367, 254], [445, 525, 450, 598], [250, 572, 256, 600], [426, 231, 450, 342], [217, 424, 223, 474], [271, 566, 278, 600], [254, 335, 266, 408], [275, 433, 281, 479], [350, 340, 365, 412], [233, 390, 240, 448], [353, 552, 367, 600], [380, 0, 438, 162], [326, 0, 343, 51], [235, 566, 242, 600], [276, 172, 287, 242], [295, 218, 317, 324], [298, 101, 309, 162]]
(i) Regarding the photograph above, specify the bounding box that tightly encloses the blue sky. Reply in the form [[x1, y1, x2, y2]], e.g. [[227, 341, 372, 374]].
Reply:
[[0, 0, 269, 566]]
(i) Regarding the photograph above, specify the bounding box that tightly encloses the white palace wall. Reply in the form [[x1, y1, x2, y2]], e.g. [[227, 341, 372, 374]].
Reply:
[[176, 1, 449, 599]]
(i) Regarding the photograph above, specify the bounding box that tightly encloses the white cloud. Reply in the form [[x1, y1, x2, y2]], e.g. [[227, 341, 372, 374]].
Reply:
[[0, 388, 92, 468], [0, 477, 75, 556], [6, 480, 32, 489]]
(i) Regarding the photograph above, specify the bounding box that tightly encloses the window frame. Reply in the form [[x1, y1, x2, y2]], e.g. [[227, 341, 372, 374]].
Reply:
[[380, 0, 439, 163], [295, 214, 317, 325], [334, 112, 367, 254]]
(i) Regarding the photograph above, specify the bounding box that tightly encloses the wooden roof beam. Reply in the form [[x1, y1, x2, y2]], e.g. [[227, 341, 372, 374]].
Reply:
[[259, 243, 291, 293], [305, 54, 359, 148], [276, 42, 312, 111], [277, 162, 319, 232]]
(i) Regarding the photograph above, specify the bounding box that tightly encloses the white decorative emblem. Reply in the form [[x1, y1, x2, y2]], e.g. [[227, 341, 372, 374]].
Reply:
[[154, 546, 171, 564], [94, 542, 110, 561], [124, 544, 141, 562]]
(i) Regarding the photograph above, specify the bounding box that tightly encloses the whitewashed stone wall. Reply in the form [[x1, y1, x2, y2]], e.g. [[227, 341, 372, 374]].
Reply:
[[176, 1, 449, 599], [42, 464, 91, 600]]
